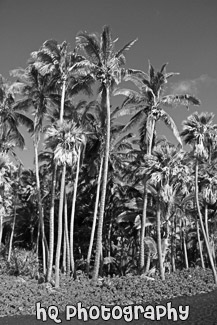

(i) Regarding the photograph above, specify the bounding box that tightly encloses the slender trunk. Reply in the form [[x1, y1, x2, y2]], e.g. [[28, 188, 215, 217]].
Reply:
[[60, 78, 66, 123], [55, 163, 66, 288], [92, 85, 111, 281], [145, 252, 151, 274], [8, 196, 17, 262], [183, 230, 189, 269], [205, 203, 209, 240], [162, 202, 172, 266], [156, 201, 165, 280], [171, 214, 176, 272], [47, 164, 57, 282], [140, 119, 156, 273], [195, 161, 217, 283], [173, 215, 177, 271], [197, 219, 205, 268], [34, 140, 48, 274], [62, 232, 66, 273], [107, 216, 112, 275], [70, 146, 81, 276], [139, 187, 148, 273], [86, 158, 103, 275], [0, 206, 3, 250], [64, 190, 70, 275]]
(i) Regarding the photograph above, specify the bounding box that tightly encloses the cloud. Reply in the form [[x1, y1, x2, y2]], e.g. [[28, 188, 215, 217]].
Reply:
[[171, 75, 217, 95]]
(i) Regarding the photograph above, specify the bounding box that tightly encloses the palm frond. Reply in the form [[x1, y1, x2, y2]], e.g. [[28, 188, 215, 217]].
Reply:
[[76, 31, 101, 64], [115, 38, 138, 58], [101, 25, 113, 62], [159, 110, 182, 147], [113, 88, 144, 107], [122, 109, 147, 133], [161, 94, 201, 108], [17, 113, 34, 133]]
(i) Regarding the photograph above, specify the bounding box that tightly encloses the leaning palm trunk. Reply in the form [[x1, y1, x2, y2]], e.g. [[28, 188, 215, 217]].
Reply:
[[86, 157, 103, 275], [195, 161, 217, 283], [140, 119, 156, 273], [8, 196, 17, 262], [34, 140, 48, 274], [55, 163, 66, 288], [156, 200, 165, 280], [47, 164, 57, 282], [70, 146, 81, 276], [92, 85, 111, 281]]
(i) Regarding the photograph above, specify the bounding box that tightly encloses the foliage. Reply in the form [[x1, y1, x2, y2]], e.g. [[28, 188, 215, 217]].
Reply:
[[0, 267, 216, 317]]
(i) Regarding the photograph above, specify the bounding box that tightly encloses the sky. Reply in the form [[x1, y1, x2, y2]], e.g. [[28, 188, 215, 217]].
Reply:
[[0, 0, 217, 168]]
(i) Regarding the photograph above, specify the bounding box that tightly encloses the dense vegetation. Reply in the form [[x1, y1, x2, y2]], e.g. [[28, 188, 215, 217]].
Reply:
[[0, 25, 217, 294], [0, 268, 216, 317]]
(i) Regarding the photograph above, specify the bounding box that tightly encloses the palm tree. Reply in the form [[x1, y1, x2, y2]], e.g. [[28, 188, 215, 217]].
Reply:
[[138, 142, 189, 279], [11, 65, 56, 274], [32, 40, 95, 282], [113, 62, 200, 273], [75, 25, 137, 280], [7, 165, 22, 262], [44, 120, 87, 287], [0, 153, 18, 249], [0, 75, 33, 151], [181, 112, 217, 284]]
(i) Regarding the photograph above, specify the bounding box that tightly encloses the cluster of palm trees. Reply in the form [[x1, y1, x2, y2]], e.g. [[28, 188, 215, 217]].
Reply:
[[0, 26, 217, 287]]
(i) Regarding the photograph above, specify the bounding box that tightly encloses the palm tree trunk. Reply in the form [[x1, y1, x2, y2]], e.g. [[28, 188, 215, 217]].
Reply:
[[34, 140, 48, 274], [196, 219, 205, 268], [205, 203, 209, 240], [47, 164, 57, 282], [195, 161, 217, 283], [162, 202, 172, 266], [171, 215, 175, 272], [70, 146, 81, 276], [139, 186, 148, 273], [60, 78, 66, 123], [107, 215, 113, 275], [183, 229, 189, 269], [156, 201, 165, 280], [92, 85, 111, 281], [86, 158, 103, 275], [0, 206, 3, 250], [8, 196, 17, 262], [139, 119, 156, 273], [64, 189, 70, 275], [62, 232, 66, 273], [55, 163, 66, 288], [145, 251, 151, 274]]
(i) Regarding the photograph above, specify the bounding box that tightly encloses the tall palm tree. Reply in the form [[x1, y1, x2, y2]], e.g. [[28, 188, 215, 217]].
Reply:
[[113, 62, 200, 273], [181, 112, 217, 284], [75, 25, 137, 280], [32, 40, 94, 282], [10, 65, 56, 273], [44, 120, 87, 287]]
